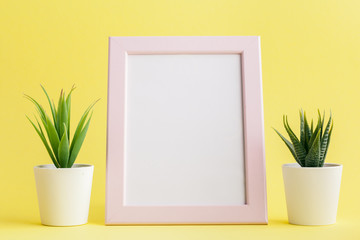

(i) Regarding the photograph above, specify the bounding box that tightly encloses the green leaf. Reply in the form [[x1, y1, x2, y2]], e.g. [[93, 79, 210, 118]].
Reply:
[[45, 116, 60, 161], [305, 130, 321, 167], [68, 113, 93, 168], [69, 100, 99, 154], [284, 116, 307, 166], [58, 124, 70, 168], [299, 109, 305, 148], [24, 94, 47, 123], [59, 92, 68, 139], [274, 128, 300, 166], [70, 109, 90, 153], [321, 123, 333, 166], [65, 86, 75, 141], [52, 99, 57, 115], [304, 113, 312, 151], [26, 116, 60, 168], [320, 116, 333, 167], [308, 114, 321, 149], [319, 110, 325, 141], [40, 85, 57, 130], [56, 90, 63, 135]]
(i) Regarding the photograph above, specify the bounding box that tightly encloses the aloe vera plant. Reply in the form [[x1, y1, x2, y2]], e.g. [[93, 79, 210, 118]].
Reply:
[[274, 110, 333, 167], [25, 86, 98, 168]]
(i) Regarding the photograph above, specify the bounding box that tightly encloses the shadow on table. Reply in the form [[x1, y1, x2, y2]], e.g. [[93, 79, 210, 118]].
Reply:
[[1, 216, 42, 228], [268, 219, 289, 225]]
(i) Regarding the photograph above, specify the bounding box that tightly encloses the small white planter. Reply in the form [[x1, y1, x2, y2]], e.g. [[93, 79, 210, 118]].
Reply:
[[34, 164, 94, 226], [282, 163, 342, 225]]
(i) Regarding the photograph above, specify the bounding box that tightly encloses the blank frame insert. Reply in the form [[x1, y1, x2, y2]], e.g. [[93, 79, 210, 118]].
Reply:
[[124, 54, 245, 206]]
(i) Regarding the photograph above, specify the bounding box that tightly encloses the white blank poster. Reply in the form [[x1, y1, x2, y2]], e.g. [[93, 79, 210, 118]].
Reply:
[[124, 54, 245, 206]]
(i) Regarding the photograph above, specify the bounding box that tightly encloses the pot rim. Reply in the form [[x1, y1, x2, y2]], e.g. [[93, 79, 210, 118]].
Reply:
[[34, 164, 93, 170], [283, 163, 342, 169]]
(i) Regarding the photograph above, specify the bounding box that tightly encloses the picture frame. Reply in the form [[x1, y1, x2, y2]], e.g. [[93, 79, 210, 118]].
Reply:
[[106, 36, 267, 224]]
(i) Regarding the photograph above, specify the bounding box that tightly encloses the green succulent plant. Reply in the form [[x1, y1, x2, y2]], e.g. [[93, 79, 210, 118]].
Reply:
[[25, 85, 98, 168], [274, 110, 333, 167]]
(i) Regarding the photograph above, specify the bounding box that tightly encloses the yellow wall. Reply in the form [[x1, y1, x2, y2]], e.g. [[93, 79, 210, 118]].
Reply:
[[1, 0, 360, 238]]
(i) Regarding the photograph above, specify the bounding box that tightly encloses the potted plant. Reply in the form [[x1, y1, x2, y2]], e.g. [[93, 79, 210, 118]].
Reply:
[[25, 85, 98, 226], [274, 110, 342, 225]]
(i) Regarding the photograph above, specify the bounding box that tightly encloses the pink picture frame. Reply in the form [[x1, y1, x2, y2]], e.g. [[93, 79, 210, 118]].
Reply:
[[106, 36, 267, 224]]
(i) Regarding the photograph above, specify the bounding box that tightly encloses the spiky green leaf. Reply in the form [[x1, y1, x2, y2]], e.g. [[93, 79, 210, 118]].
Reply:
[[320, 110, 325, 141], [59, 93, 68, 139], [308, 114, 322, 149], [24, 95, 46, 123], [45, 116, 60, 160], [26, 116, 60, 168], [305, 130, 321, 167], [68, 113, 93, 168], [321, 120, 333, 167], [56, 90, 63, 135], [69, 100, 99, 154], [320, 113, 332, 163], [320, 116, 333, 167], [65, 86, 75, 141], [304, 113, 312, 151], [300, 110, 305, 148], [274, 128, 300, 166], [58, 124, 70, 168], [40, 85, 57, 128], [284, 116, 307, 166]]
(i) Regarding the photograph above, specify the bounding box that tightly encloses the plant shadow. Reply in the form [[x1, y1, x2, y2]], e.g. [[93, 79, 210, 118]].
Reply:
[[1, 216, 42, 228]]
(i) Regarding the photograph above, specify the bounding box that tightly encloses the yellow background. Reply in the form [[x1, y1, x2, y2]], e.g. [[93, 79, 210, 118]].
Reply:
[[1, 0, 359, 239]]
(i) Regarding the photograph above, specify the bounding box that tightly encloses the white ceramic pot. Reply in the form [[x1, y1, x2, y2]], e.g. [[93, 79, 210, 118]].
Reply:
[[282, 163, 342, 225], [34, 164, 94, 226]]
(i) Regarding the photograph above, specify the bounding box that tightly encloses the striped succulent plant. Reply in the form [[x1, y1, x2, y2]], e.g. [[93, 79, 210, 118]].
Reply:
[[25, 86, 97, 168], [274, 110, 333, 167]]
